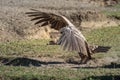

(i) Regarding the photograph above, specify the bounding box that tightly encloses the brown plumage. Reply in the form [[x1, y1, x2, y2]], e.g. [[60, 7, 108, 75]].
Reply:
[[26, 9, 67, 30], [26, 9, 111, 64]]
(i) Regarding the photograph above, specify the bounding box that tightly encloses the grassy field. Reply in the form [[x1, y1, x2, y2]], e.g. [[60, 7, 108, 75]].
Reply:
[[102, 4, 120, 17], [102, 10, 120, 17], [0, 0, 120, 79], [0, 26, 120, 80]]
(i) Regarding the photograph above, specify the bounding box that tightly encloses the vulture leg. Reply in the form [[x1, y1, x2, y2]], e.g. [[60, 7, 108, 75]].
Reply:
[[85, 42, 92, 59], [77, 41, 92, 64], [78, 52, 90, 64], [78, 42, 92, 64]]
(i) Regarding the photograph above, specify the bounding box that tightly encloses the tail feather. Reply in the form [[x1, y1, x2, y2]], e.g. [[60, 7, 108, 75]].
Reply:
[[89, 45, 111, 54]]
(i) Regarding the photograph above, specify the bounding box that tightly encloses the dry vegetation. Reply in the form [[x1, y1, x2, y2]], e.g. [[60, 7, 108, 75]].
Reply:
[[0, 0, 120, 80], [0, 0, 120, 42]]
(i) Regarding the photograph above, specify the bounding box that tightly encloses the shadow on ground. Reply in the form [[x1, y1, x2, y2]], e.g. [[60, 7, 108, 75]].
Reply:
[[72, 62, 120, 69], [83, 75, 120, 80], [0, 57, 63, 67], [66, 58, 120, 68], [0, 57, 120, 68]]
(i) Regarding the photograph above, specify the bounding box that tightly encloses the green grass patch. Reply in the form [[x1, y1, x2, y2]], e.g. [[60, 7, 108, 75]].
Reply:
[[102, 10, 120, 17], [0, 39, 76, 58], [113, 3, 120, 8], [85, 26, 120, 45], [0, 39, 59, 54], [0, 26, 120, 80], [102, 3, 120, 17], [84, 26, 120, 58], [0, 66, 120, 80]]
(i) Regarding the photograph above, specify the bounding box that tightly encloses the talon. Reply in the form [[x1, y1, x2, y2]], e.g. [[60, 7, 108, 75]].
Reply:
[[79, 53, 90, 64]]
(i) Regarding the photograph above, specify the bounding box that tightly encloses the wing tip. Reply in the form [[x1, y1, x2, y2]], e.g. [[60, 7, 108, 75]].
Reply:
[[92, 46, 111, 53]]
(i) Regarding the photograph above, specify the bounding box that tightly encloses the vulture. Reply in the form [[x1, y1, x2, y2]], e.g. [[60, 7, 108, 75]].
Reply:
[[26, 9, 111, 64]]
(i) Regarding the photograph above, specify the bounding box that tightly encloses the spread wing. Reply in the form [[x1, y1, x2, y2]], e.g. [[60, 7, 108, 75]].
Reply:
[[26, 9, 68, 30], [57, 27, 89, 55], [26, 10, 89, 56]]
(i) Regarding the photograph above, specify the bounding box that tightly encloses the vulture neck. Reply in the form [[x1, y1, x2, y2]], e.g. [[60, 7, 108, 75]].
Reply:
[[61, 16, 75, 27], [62, 15, 86, 41]]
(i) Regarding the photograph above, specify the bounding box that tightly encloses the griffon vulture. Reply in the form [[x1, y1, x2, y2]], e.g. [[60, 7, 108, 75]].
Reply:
[[26, 9, 111, 64]]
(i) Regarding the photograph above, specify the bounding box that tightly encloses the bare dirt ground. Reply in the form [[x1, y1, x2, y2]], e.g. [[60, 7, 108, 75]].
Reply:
[[0, 56, 120, 69], [0, 0, 120, 42], [0, 0, 120, 68]]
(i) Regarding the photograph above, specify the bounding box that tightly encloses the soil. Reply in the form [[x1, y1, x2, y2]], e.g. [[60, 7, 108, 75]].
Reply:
[[0, 56, 120, 68]]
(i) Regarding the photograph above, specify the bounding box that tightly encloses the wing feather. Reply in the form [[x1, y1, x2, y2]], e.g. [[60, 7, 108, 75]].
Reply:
[[57, 27, 88, 56], [26, 9, 68, 30], [26, 9, 88, 56], [34, 18, 51, 25], [31, 16, 48, 21], [41, 22, 48, 26]]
